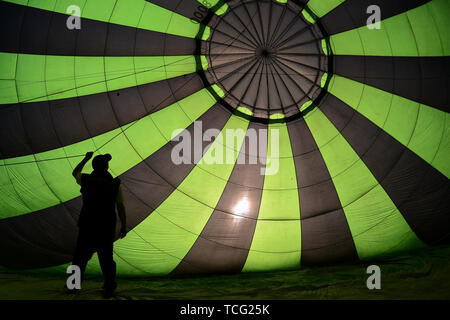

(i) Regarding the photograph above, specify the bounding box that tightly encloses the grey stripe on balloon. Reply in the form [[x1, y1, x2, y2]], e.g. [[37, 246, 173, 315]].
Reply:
[[287, 118, 358, 265], [0, 1, 198, 56], [319, 93, 450, 245], [320, 0, 430, 35], [172, 122, 267, 275], [334, 56, 449, 113]]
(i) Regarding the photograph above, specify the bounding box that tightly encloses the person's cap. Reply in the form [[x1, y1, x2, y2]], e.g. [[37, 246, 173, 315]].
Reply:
[[92, 154, 112, 171]]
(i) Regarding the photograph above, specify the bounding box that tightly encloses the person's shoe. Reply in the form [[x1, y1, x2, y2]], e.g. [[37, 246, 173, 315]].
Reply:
[[65, 286, 79, 294], [102, 288, 114, 299], [102, 282, 117, 299]]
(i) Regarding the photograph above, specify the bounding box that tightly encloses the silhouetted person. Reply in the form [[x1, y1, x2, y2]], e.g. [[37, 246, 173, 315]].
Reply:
[[71, 152, 127, 298]]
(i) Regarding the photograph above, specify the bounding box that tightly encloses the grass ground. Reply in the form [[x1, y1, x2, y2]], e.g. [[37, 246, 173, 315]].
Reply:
[[1, 246, 449, 300]]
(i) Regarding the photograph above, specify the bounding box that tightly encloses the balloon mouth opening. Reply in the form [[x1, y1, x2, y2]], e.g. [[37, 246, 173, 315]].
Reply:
[[196, 0, 333, 123], [255, 47, 275, 61]]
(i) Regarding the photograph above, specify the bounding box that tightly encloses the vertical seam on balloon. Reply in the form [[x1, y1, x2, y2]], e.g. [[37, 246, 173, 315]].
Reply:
[[255, 0, 266, 47], [271, 58, 311, 94], [266, 62, 284, 114], [252, 57, 265, 115], [228, 3, 261, 47], [237, 57, 263, 111], [265, 0, 274, 46], [241, 1, 264, 46], [228, 58, 262, 101], [267, 3, 288, 46], [214, 57, 260, 103], [272, 9, 304, 49], [271, 3, 321, 52], [211, 27, 258, 50], [271, 57, 316, 109], [211, 16, 259, 48], [264, 61, 271, 117]]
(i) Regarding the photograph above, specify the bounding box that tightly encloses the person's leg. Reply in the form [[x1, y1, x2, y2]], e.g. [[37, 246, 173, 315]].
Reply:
[[97, 241, 117, 295], [72, 231, 94, 285]]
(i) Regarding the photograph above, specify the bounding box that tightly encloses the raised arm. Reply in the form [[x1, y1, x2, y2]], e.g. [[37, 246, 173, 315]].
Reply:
[[117, 185, 127, 239], [72, 152, 94, 185]]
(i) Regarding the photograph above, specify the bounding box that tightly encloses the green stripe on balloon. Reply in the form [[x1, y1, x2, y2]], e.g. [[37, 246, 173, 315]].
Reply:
[[243, 123, 301, 272], [0, 53, 202, 104], [110, 114, 250, 275], [330, 0, 449, 56], [306, 0, 345, 18], [257, 123, 299, 221], [0, 87, 219, 219], [4, 0, 211, 40], [304, 107, 424, 260], [328, 75, 450, 178]]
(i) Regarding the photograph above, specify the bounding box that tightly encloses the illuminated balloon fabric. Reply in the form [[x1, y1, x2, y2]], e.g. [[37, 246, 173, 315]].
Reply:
[[0, 0, 448, 276]]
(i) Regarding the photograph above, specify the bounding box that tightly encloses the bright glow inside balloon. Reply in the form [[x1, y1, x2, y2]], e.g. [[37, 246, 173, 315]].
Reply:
[[233, 197, 250, 218]]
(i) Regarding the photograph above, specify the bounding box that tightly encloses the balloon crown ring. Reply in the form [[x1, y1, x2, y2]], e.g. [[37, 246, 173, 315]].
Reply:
[[194, 0, 333, 123]]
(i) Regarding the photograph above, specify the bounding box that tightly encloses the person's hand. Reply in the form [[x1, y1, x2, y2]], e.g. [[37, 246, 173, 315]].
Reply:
[[85, 151, 94, 160]]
